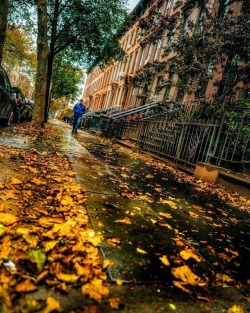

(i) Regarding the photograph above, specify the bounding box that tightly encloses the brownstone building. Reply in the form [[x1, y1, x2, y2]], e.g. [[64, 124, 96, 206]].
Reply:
[[83, 0, 248, 112]]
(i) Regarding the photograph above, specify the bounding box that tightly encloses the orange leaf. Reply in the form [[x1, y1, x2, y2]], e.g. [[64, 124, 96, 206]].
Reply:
[[0, 212, 18, 225], [179, 249, 202, 262], [14, 279, 38, 293]]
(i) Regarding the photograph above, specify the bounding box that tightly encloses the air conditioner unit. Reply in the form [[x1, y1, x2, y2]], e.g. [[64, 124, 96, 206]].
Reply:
[[118, 72, 125, 78]]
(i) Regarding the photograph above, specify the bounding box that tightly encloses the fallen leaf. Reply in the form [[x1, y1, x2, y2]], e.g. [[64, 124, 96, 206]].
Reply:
[[136, 247, 147, 254], [160, 200, 178, 209], [159, 212, 172, 218], [0, 224, 6, 237], [27, 249, 46, 269], [82, 278, 109, 303], [159, 255, 170, 266], [31, 177, 46, 185], [10, 177, 22, 185], [115, 217, 132, 224], [171, 265, 205, 286], [57, 273, 79, 283], [14, 279, 38, 293], [0, 212, 18, 225], [179, 249, 202, 262], [109, 297, 122, 309], [39, 296, 63, 313], [226, 304, 247, 313]]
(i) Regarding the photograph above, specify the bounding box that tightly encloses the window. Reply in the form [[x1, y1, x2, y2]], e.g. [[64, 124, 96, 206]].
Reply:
[[158, 4, 163, 15], [242, 0, 250, 12], [182, 11, 190, 35], [164, 0, 171, 15], [218, 0, 230, 17], [164, 67, 174, 100], [139, 47, 146, 68], [217, 55, 238, 96], [132, 50, 138, 71], [154, 39, 162, 60], [145, 43, 153, 64]]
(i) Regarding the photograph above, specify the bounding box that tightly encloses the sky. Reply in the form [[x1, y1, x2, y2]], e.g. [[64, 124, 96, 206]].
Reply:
[[127, 0, 139, 11]]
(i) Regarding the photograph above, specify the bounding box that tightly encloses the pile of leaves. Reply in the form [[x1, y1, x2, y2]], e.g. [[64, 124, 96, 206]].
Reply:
[[0, 141, 113, 311]]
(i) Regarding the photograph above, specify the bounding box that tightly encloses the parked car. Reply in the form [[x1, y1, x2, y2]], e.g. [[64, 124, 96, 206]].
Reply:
[[11, 86, 34, 122], [23, 99, 34, 121], [11, 86, 26, 123], [0, 65, 16, 126]]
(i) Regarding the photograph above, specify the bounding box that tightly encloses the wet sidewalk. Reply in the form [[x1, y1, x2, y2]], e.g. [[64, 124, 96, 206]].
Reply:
[[0, 120, 250, 312]]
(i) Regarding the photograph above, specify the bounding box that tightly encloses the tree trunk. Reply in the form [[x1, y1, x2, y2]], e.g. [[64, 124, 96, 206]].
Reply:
[[0, 0, 9, 65], [32, 0, 49, 126], [44, 53, 54, 123]]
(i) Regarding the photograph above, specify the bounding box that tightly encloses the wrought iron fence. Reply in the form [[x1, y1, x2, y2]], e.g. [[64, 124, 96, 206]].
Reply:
[[106, 105, 250, 172]]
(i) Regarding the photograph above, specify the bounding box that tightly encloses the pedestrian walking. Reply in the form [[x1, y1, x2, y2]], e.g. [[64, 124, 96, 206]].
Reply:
[[72, 99, 86, 133]]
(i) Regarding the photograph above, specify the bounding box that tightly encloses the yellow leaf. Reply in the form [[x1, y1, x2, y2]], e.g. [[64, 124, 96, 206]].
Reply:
[[28, 167, 39, 174], [159, 223, 172, 229], [115, 217, 132, 224], [39, 296, 63, 313], [10, 177, 22, 185], [160, 200, 178, 209], [14, 279, 38, 292], [43, 240, 58, 252], [23, 234, 39, 248], [226, 304, 247, 313], [57, 273, 79, 283], [82, 278, 109, 303], [16, 228, 30, 235], [116, 279, 123, 286], [60, 195, 74, 206], [136, 247, 147, 254], [188, 212, 199, 218], [74, 262, 90, 277], [0, 212, 18, 225], [109, 297, 122, 309], [179, 249, 202, 262], [169, 303, 176, 310], [171, 265, 204, 286], [159, 212, 172, 218], [0, 236, 11, 259], [159, 255, 170, 266], [31, 177, 46, 185], [103, 259, 114, 269]]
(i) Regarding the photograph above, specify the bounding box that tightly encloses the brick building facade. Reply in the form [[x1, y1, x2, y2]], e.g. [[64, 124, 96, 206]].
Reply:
[[83, 0, 248, 112]]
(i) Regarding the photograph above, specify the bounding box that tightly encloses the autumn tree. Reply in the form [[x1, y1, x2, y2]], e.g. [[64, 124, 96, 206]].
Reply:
[[2, 27, 36, 85], [0, 0, 9, 64]]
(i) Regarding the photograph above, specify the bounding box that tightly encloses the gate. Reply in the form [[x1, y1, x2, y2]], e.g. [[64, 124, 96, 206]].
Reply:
[[138, 111, 218, 167]]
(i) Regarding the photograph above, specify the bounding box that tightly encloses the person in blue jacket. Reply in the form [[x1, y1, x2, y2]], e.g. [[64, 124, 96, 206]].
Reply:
[[72, 99, 86, 133]]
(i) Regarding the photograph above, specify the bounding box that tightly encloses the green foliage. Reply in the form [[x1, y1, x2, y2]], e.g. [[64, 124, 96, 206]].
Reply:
[[50, 55, 83, 101]]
